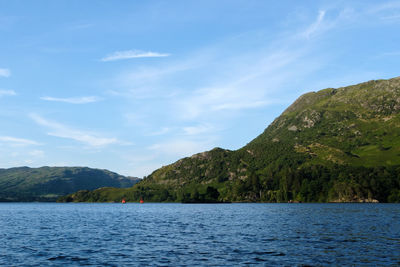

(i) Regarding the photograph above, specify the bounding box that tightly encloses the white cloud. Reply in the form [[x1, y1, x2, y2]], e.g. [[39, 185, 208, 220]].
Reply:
[[121, 162, 163, 178], [113, 46, 301, 123], [301, 10, 326, 39], [148, 139, 213, 158], [379, 51, 400, 57], [0, 68, 11, 77], [118, 153, 160, 177], [370, 1, 400, 13], [30, 113, 118, 147], [101, 50, 170, 62], [298, 8, 355, 40], [40, 96, 101, 104], [29, 150, 45, 157], [212, 101, 271, 112], [183, 124, 214, 135], [68, 23, 94, 30], [368, 2, 400, 21], [0, 136, 40, 146], [174, 48, 305, 119], [0, 89, 16, 97], [147, 127, 170, 136], [111, 60, 197, 100], [381, 14, 400, 20]]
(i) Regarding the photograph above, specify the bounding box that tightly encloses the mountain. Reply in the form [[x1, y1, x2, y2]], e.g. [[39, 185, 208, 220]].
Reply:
[[0, 166, 141, 201], [59, 77, 400, 203]]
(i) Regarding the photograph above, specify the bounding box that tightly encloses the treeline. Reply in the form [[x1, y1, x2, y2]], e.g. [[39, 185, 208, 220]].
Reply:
[[57, 184, 223, 203], [230, 164, 400, 203], [0, 193, 58, 202], [58, 164, 400, 203]]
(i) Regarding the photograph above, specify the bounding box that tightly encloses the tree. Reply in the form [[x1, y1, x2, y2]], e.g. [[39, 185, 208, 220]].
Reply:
[[205, 186, 220, 202]]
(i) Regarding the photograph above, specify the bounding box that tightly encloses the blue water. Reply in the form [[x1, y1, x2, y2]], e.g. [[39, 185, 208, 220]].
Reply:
[[0, 203, 399, 266]]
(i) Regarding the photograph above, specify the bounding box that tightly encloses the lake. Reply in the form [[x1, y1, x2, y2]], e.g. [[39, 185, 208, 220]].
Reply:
[[0, 203, 399, 266]]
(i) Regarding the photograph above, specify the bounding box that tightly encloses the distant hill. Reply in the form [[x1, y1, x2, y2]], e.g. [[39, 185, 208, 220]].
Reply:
[[0, 166, 140, 201], [59, 77, 400, 203]]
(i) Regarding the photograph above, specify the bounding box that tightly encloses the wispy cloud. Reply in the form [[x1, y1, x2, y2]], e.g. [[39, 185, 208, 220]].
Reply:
[[30, 113, 118, 147], [101, 50, 170, 62], [369, 1, 400, 21], [111, 44, 306, 124], [0, 136, 40, 146], [40, 96, 101, 104], [68, 23, 94, 30], [0, 68, 11, 77], [174, 48, 307, 120], [110, 59, 199, 100], [374, 51, 400, 58], [29, 150, 45, 157], [147, 127, 170, 136], [370, 1, 400, 13], [381, 14, 400, 20], [303, 10, 325, 38], [148, 139, 213, 158], [298, 8, 356, 40], [0, 89, 16, 97], [183, 124, 214, 136]]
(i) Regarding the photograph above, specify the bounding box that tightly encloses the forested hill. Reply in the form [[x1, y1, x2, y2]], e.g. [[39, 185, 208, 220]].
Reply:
[[59, 77, 400, 203], [0, 167, 140, 201]]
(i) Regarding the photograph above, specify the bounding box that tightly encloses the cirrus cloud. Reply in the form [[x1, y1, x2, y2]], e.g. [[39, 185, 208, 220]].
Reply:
[[101, 50, 170, 62], [0, 136, 40, 146], [40, 96, 102, 104], [30, 113, 119, 148], [0, 89, 16, 97], [0, 68, 11, 77]]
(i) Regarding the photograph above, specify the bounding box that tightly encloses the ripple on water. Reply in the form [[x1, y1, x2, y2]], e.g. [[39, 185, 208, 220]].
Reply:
[[0, 203, 399, 266]]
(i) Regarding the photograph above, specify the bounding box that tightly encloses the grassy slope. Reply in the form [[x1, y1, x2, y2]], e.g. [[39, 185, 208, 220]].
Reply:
[[60, 77, 400, 203]]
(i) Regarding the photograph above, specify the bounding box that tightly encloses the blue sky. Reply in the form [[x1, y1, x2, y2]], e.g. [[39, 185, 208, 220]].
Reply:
[[1, 0, 400, 177]]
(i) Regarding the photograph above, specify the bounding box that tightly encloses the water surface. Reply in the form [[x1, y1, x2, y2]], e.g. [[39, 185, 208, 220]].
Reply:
[[0, 203, 399, 266]]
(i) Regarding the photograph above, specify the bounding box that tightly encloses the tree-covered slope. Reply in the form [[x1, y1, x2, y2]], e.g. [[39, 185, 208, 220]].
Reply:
[[0, 166, 140, 201], [60, 77, 400, 203]]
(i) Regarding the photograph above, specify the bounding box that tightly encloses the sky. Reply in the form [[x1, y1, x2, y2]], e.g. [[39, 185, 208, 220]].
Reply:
[[1, 0, 400, 177]]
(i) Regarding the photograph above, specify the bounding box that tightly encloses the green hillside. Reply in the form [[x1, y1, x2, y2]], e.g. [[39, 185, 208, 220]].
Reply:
[[0, 166, 140, 201], [59, 77, 400, 203]]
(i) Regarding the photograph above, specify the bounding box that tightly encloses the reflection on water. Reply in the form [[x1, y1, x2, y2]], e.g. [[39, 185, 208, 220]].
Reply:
[[0, 203, 399, 266]]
